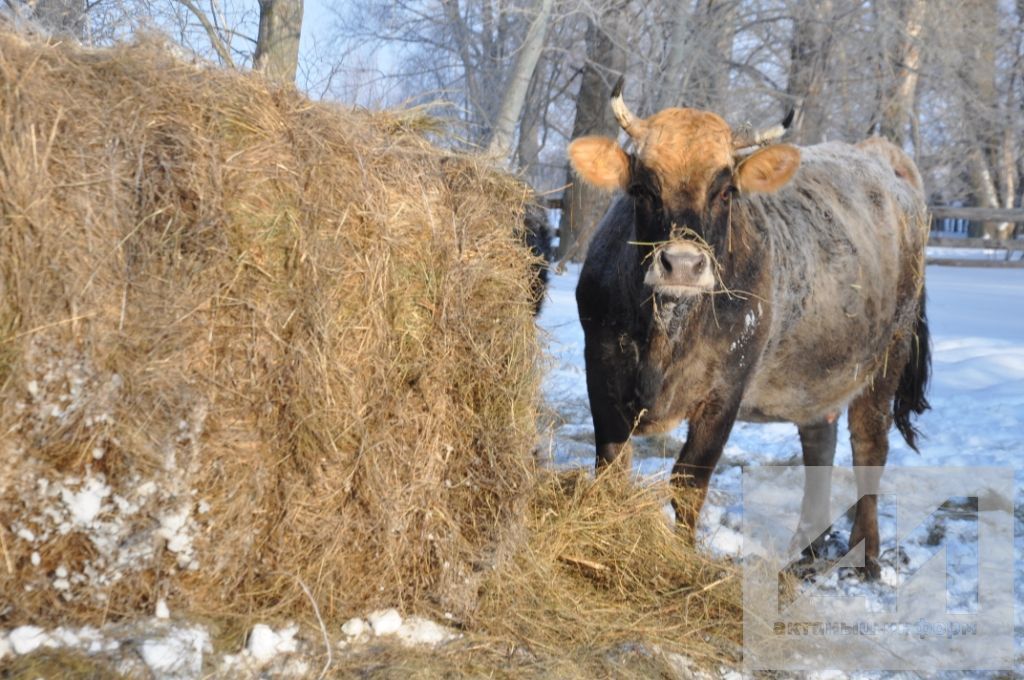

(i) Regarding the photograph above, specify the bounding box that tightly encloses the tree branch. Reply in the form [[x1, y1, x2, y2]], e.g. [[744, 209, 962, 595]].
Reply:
[[176, 0, 236, 69]]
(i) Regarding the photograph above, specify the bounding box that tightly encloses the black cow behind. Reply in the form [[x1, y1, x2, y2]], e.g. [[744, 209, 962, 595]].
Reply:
[[524, 202, 552, 316]]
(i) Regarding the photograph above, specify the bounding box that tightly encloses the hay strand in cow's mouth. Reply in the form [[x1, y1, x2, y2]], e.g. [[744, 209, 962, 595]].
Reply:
[[633, 228, 764, 311]]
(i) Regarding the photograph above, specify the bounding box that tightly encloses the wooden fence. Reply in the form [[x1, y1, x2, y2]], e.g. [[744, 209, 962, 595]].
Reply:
[[927, 207, 1024, 268]]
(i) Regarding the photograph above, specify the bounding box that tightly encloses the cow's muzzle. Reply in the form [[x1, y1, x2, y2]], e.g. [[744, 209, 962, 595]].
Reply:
[[644, 242, 715, 297]]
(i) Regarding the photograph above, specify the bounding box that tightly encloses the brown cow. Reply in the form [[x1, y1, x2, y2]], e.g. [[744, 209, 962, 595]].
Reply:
[[570, 79, 930, 577]]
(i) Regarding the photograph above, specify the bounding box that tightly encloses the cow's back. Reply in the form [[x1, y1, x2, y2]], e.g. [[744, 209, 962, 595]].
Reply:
[[739, 141, 928, 424]]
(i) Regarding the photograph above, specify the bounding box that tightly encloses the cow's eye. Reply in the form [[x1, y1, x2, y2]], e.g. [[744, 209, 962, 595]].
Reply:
[[718, 186, 735, 204]]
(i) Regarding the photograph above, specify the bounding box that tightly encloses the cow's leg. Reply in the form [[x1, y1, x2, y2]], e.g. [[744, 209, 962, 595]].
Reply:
[[848, 334, 914, 579], [847, 388, 894, 580], [584, 336, 636, 471], [794, 418, 838, 558], [671, 396, 741, 531]]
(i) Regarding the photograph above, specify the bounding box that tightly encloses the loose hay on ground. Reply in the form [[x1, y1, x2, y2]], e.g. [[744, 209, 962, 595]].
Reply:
[[0, 29, 742, 674], [473, 469, 742, 669]]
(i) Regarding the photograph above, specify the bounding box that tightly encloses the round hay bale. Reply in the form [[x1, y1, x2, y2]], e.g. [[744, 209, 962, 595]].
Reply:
[[0, 30, 540, 628]]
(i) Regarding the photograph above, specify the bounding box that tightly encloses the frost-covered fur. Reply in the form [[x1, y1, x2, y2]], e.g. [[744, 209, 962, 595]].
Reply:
[[735, 142, 929, 425]]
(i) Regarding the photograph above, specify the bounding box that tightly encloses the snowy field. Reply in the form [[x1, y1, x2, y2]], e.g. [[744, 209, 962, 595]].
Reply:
[[537, 262, 1024, 677]]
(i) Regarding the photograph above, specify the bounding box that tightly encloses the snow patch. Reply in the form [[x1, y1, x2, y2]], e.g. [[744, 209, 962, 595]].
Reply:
[[8, 626, 48, 655], [704, 524, 743, 556], [396, 616, 457, 647], [60, 476, 110, 526], [341, 617, 366, 638], [9, 340, 210, 605], [367, 608, 403, 636], [341, 610, 458, 649], [246, 623, 299, 664], [157, 504, 198, 569], [728, 305, 761, 354], [139, 626, 209, 678], [218, 623, 309, 677], [10, 472, 180, 600]]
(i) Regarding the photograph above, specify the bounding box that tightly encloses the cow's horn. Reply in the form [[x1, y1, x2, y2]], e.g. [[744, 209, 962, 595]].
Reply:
[[733, 108, 795, 149], [610, 76, 645, 139]]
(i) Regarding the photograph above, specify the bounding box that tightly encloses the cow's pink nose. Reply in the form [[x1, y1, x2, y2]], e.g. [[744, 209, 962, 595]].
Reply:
[[659, 249, 705, 279], [645, 243, 715, 296]]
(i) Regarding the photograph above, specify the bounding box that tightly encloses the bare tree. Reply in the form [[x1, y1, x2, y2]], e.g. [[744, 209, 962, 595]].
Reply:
[[654, 0, 693, 110], [31, 0, 85, 36], [872, 0, 927, 146], [785, 0, 833, 144], [13, 0, 1015, 245], [689, 0, 737, 110], [656, 0, 737, 111], [175, 0, 239, 67], [954, 0, 1014, 237], [487, 0, 554, 161]]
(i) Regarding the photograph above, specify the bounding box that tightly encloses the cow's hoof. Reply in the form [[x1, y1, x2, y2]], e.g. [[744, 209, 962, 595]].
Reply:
[[803, 530, 844, 561], [880, 545, 910, 568], [857, 557, 881, 581], [781, 532, 844, 580]]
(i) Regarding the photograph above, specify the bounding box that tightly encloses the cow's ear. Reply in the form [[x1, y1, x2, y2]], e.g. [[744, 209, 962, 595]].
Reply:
[[735, 144, 800, 194], [568, 136, 630, 191]]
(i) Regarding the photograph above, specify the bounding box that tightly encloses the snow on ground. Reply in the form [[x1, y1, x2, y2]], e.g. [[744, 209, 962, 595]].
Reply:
[[537, 262, 1024, 677], [0, 606, 459, 677]]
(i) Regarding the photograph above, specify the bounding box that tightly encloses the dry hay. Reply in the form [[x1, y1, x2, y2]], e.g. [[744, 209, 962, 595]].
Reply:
[[472, 469, 742, 670], [0, 29, 742, 674], [0, 29, 538, 627]]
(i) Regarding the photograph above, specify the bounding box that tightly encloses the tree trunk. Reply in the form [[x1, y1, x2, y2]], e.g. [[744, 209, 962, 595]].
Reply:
[[655, 0, 691, 110], [686, 0, 737, 111], [998, 87, 1018, 215], [785, 0, 833, 145], [486, 0, 555, 161], [1017, 0, 1024, 236], [876, 0, 927, 146], [557, 5, 627, 262], [254, 0, 304, 85], [966, 151, 1007, 238], [515, 53, 547, 176]]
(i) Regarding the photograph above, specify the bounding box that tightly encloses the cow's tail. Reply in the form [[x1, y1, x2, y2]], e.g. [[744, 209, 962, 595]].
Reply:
[[893, 287, 931, 452]]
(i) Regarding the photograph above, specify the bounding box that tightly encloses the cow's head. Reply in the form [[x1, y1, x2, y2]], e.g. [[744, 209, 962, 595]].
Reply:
[[569, 79, 799, 299]]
